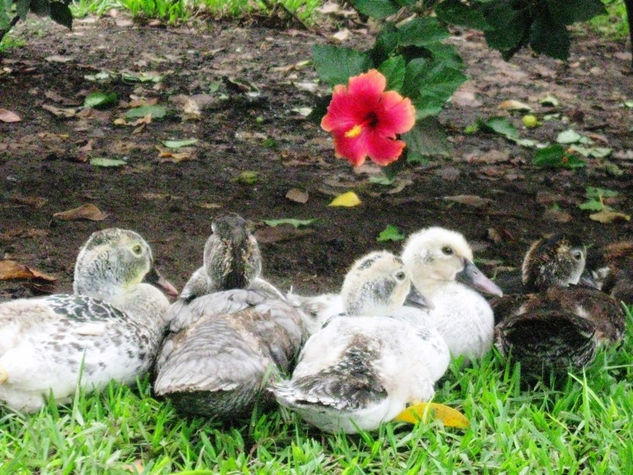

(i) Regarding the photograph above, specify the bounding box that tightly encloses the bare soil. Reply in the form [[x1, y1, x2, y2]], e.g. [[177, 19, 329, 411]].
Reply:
[[1, 13, 632, 299]]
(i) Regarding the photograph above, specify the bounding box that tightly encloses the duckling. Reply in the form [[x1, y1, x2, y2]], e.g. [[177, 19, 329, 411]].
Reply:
[[493, 234, 625, 378], [494, 233, 587, 296], [153, 214, 305, 418], [0, 228, 178, 412], [586, 240, 633, 304], [272, 251, 453, 434], [401, 227, 503, 361]]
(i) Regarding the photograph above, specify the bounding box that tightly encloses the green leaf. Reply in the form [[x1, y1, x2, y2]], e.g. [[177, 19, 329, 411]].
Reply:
[[16, 0, 31, 19], [351, 0, 399, 19], [478, 117, 518, 140], [397, 17, 450, 47], [312, 45, 372, 87], [49, 2, 72, 29], [624, 101, 633, 109], [423, 43, 463, 69], [369, 175, 395, 185], [403, 117, 452, 162], [556, 129, 582, 144], [378, 55, 406, 91], [530, 10, 570, 60], [532, 144, 586, 169], [403, 59, 466, 117], [236, 171, 258, 185], [371, 24, 400, 64], [125, 105, 167, 119], [578, 200, 606, 211], [84, 91, 117, 109], [377, 224, 405, 242], [545, 0, 605, 25], [586, 186, 619, 199], [162, 139, 198, 149], [435, 0, 490, 30], [482, 1, 531, 52], [90, 157, 127, 167], [264, 218, 316, 229]]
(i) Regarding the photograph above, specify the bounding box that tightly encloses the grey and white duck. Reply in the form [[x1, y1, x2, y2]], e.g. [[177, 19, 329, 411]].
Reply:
[[153, 213, 305, 418], [272, 250, 463, 434], [402, 227, 503, 362], [493, 233, 625, 378], [0, 228, 177, 412]]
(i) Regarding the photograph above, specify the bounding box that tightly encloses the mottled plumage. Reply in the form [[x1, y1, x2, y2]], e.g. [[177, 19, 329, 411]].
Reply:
[[493, 234, 625, 379], [586, 240, 633, 304], [402, 227, 503, 361], [154, 213, 306, 417], [0, 228, 176, 412], [273, 251, 449, 433]]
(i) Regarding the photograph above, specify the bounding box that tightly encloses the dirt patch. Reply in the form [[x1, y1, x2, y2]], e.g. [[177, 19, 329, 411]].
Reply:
[[1, 15, 632, 299]]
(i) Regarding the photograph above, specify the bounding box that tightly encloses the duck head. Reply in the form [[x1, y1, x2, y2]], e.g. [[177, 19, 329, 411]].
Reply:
[[401, 227, 503, 297], [341, 250, 427, 315], [521, 233, 586, 291], [204, 213, 262, 290], [73, 228, 178, 300]]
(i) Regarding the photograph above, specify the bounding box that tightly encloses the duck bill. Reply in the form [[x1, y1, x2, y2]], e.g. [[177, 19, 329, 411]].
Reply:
[[406, 286, 434, 310], [456, 260, 503, 297], [144, 267, 179, 299]]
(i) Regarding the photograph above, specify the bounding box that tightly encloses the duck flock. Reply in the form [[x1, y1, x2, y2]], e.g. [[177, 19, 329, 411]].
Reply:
[[0, 214, 630, 433]]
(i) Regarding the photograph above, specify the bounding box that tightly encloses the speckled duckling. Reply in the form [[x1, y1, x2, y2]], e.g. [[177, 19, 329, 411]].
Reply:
[[0, 228, 178, 412], [586, 240, 633, 304], [272, 251, 453, 434], [493, 233, 625, 378], [402, 227, 503, 361], [153, 214, 305, 418]]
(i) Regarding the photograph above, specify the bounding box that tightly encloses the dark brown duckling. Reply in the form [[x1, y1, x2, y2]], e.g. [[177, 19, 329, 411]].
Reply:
[[586, 241, 633, 305], [493, 234, 625, 379]]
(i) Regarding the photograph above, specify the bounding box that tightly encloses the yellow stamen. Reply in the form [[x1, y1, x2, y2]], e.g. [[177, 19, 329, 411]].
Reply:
[[394, 401, 470, 429], [344, 124, 363, 138], [0, 366, 8, 384]]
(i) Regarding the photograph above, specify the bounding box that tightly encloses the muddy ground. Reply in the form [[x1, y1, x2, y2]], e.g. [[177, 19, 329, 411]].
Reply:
[[0, 11, 632, 299]]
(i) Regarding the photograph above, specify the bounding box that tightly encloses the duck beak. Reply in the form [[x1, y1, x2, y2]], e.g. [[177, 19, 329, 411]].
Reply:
[[144, 267, 179, 299], [406, 286, 434, 310], [456, 260, 503, 297]]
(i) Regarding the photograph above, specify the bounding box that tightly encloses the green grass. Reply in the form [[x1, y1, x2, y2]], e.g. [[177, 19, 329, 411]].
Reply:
[[70, 0, 322, 25], [589, 0, 630, 40], [3, 305, 633, 472]]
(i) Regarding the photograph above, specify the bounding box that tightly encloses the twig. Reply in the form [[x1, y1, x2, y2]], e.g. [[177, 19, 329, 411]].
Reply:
[[0, 15, 21, 44]]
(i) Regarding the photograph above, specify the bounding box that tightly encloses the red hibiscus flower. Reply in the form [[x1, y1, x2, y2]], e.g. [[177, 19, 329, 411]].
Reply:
[[321, 69, 416, 167]]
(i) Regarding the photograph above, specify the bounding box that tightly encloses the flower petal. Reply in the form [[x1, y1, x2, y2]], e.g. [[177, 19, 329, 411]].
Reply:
[[332, 131, 369, 166], [321, 88, 375, 133], [366, 132, 406, 166], [376, 91, 416, 135], [348, 69, 386, 101]]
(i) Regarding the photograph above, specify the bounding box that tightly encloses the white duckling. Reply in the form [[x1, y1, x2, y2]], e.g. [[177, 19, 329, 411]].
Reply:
[[401, 227, 503, 361], [0, 228, 178, 413], [153, 213, 305, 417], [272, 251, 454, 434]]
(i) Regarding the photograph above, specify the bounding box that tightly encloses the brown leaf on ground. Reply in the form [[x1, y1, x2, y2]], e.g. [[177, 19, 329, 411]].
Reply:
[[42, 104, 77, 118], [444, 194, 493, 208], [543, 208, 573, 223], [10, 195, 48, 208], [0, 228, 49, 241], [156, 146, 195, 163], [589, 210, 631, 224], [0, 108, 21, 123], [0, 260, 57, 282], [53, 203, 107, 221], [255, 225, 313, 243], [286, 188, 309, 204]]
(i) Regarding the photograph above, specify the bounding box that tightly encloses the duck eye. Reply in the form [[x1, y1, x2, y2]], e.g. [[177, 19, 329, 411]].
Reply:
[[572, 250, 583, 261], [441, 246, 453, 256], [131, 244, 143, 256], [395, 271, 406, 281]]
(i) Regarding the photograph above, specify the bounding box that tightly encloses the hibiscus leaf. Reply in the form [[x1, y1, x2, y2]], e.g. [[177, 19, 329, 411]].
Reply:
[[545, 0, 605, 25], [377, 224, 405, 242], [378, 55, 406, 91], [435, 0, 490, 30], [351, 0, 399, 19], [403, 117, 452, 162], [312, 45, 372, 87], [405, 60, 466, 118], [529, 9, 570, 60], [397, 17, 450, 47]]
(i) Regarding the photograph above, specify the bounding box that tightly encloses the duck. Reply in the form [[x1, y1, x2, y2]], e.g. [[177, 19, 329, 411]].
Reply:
[[401, 227, 503, 361], [493, 233, 626, 378], [585, 240, 633, 305], [0, 228, 178, 412], [272, 250, 462, 434], [153, 213, 305, 418]]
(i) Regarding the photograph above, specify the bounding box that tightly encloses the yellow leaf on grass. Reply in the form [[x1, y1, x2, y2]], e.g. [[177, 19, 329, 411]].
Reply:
[[53, 203, 107, 221], [328, 191, 361, 207], [0, 260, 57, 282], [394, 402, 470, 429], [589, 210, 631, 224]]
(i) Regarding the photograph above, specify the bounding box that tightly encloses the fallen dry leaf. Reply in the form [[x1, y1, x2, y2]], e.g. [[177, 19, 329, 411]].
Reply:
[[195, 202, 222, 209], [0, 108, 22, 123], [589, 210, 631, 224], [443, 194, 493, 208], [255, 225, 313, 243], [498, 100, 532, 112], [329, 191, 362, 207], [42, 104, 77, 118], [45, 55, 74, 63], [332, 28, 350, 42], [543, 208, 572, 223], [0, 260, 56, 282], [53, 203, 107, 221], [10, 195, 48, 208], [286, 188, 309, 204]]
